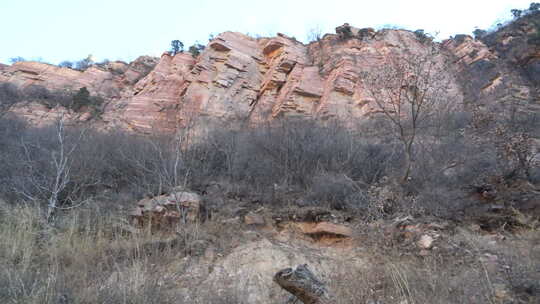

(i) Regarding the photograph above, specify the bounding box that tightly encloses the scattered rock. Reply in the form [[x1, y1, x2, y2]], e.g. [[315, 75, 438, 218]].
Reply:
[[493, 283, 511, 300], [244, 212, 266, 226], [419, 249, 430, 256], [417, 234, 434, 249]]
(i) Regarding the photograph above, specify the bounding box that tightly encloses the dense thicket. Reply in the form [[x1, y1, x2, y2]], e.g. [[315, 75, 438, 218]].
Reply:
[[0, 102, 537, 221]]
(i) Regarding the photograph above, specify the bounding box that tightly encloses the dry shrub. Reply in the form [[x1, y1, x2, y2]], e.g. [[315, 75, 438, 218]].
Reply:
[[0, 201, 237, 303]]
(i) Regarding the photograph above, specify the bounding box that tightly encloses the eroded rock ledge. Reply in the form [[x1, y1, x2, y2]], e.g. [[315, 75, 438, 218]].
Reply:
[[2, 18, 538, 132]]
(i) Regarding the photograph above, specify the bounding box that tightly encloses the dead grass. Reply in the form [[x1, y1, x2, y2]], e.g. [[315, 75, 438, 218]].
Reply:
[[327, 225, 540, 304], [0, 199, 538, 303], [0, 200, 209, 303]]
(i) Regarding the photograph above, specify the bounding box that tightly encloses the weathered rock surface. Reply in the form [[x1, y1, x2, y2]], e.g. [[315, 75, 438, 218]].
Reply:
[[244, 212, 266, 226], [0, 56, 157, 98], [2, 17, 538, 133], [0, 56, 158, 127], [130, 190, 205, 227], [417, 234, 434, 249], [274, 264, 332, 304], [177, 238, 365, 303], [294, 221, 352, 238], [443, 11, 539, 110]]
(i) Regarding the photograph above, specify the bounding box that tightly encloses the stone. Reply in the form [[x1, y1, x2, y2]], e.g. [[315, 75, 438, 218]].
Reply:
[[130, 190, 204, 228], [417, 234, 434, 249], [418, 249, 430, 256], [493, 283, 510, 300], [297, 222, 353, 238], [244, 213, 266, 226]]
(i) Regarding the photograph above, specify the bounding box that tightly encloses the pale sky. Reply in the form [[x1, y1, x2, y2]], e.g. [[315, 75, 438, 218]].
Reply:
[[0, 0, 533, 65]]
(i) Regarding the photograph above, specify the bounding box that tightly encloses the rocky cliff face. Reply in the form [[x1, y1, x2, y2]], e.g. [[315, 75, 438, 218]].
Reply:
[[0, 56, 158, 98], [1, 17, 539, 133], [443, 11, 540, 113], [0, 56, 158, 126], [109, 28, 461, 132]]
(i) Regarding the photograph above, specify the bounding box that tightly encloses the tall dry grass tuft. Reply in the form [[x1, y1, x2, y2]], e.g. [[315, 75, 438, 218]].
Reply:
[[0, 201, 202, 303]]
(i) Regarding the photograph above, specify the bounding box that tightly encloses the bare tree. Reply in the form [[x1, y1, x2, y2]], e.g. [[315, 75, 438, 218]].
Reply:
[[469, 105, 539, 182], [361, 44, 455, 183], [15, 115, 86, 222], [46, 117, 84, 220], [306, 25, 323, 42]]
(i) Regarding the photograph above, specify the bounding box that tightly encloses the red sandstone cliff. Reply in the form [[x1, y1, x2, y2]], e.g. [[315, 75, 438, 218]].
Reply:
[[108, 28, 461, 132], [1, 17, 538, 132]]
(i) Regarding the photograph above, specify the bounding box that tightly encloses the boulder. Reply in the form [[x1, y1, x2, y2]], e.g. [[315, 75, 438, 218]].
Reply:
[[244, 212, 266, 226], [130, 191, 205, 228], [297, 222, 353, 238], [417, 234, 434, 249]]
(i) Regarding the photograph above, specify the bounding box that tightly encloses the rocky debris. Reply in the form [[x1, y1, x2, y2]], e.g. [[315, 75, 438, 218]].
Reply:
[[130, 191, 206, 228], [381, 216, 448, 252]]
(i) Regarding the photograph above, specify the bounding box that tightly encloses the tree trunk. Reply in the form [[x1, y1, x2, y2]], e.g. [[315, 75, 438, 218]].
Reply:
[[274, 264, 332, 304], [401, 139, 414, 183]]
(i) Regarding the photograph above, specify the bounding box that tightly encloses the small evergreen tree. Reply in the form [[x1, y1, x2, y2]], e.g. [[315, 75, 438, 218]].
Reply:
[[9, 57, 25, 64], [72, 87, 91, 111], [473, 29, 487, 39], [511, 9, 522, 18], [170, 40, 184, 55], [58, 61, 74, 69], [75, 55, 93, 71], [188, 43, 205, 57]]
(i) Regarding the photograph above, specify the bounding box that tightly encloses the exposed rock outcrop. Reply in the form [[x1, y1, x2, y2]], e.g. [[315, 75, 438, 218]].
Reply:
[[443, 12, 540, 110], [2, 17, 538, 133], [130, 190, 206, 228], [178, 238, 364, 303], [0, 56, 158, 99]]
